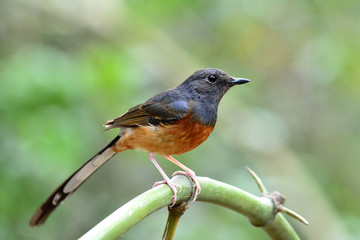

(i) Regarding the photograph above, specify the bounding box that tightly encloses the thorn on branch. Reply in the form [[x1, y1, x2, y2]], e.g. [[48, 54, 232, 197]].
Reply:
[[245, 166, 309, 226]]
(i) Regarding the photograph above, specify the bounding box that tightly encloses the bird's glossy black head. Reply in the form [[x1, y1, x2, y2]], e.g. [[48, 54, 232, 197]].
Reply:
[[179, 68, 250, 102], [175, 68, 250, 126]]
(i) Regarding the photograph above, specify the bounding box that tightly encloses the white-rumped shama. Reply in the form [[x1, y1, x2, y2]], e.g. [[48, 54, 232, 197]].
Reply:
[[29, 68, 250, 226]]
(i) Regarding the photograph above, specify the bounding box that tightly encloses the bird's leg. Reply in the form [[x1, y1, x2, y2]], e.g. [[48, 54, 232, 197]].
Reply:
[[163, 155, 201, 201], [148, 152, 182, 206]]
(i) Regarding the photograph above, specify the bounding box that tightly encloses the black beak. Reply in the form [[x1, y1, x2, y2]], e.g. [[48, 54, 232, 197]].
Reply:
[[230, 78, 251, 85]]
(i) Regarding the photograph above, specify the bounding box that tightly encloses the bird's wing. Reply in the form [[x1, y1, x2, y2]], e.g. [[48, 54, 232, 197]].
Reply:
[[104, 94, 189, 129]]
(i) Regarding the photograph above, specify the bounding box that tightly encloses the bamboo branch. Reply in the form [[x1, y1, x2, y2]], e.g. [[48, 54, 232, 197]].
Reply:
[[79, 174, 193, 240], [80, 173, 305, 240], [162, 203, 190, 240]]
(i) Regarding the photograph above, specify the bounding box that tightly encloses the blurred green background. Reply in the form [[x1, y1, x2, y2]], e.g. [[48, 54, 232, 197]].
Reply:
[[1, 0, 359, 239]]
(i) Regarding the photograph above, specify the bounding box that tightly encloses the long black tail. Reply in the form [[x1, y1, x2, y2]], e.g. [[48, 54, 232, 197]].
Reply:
[[29, 135, 120, 226]]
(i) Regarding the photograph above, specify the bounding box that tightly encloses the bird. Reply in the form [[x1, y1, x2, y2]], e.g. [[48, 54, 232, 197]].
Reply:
[[29, 68, 250, 226]]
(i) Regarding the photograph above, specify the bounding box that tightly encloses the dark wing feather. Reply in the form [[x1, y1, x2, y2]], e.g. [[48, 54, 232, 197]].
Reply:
[[104, 94, 189, 129]]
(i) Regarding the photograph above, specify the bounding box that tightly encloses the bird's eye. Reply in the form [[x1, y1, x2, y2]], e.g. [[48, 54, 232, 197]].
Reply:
[[207, 74, 217, 82]]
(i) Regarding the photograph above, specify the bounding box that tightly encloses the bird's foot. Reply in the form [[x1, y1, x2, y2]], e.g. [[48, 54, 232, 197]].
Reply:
[[152, 178, 182, 207], [172, 170, 201, 201]]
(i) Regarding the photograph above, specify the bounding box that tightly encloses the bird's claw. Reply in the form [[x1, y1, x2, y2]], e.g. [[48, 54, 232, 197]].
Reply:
[[152, 180, 182, 207], [172, 170, 201, 201]]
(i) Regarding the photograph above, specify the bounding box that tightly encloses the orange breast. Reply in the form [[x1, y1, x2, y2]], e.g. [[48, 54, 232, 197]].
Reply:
[[113, 116, 214, 156]]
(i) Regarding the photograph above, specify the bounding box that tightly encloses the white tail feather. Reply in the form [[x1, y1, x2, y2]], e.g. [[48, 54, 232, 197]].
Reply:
[[63, 147, 116, 193]]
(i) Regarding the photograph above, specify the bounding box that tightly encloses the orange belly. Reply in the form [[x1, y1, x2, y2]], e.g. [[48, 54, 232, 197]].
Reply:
[[113, 117, 214, 156]]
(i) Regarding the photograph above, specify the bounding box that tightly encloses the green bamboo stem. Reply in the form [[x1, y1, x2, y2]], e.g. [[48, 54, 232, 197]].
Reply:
[[197, 177, 300, 240], [80, 175, 302, 240], [79, 174, 193, 240], [162, 204, 189, 240]]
